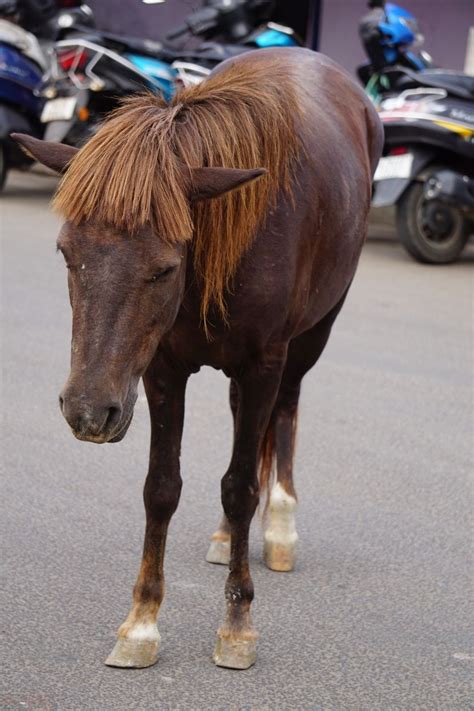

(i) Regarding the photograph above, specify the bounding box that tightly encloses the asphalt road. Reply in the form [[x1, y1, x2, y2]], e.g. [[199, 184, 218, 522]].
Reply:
[[1, 170, 473, 711]]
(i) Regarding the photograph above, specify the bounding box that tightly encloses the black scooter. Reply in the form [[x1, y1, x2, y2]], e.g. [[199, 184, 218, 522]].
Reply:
[[373, 69, 474, 263], [356, 1, 474, 262]]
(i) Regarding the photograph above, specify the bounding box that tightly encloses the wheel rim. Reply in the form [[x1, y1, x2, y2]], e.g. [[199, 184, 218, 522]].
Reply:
[[415, 193, 460, 247]]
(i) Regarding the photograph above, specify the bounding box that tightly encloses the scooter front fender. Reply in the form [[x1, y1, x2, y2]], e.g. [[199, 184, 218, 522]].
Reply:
[[372, 148, 435, 208]]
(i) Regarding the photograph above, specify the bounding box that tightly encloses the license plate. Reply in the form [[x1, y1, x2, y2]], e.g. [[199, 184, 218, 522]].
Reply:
[[41, 97, 77, 123], [374, 153, 414, 181]]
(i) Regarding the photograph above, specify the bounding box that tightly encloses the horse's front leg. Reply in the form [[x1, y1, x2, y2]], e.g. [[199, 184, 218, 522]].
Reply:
[[106, 356, 188, 669], [214, 356, 285, 670]]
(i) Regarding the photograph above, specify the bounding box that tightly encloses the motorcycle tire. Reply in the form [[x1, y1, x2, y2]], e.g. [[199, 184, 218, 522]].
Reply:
[[397, 180, 470, 264], [0, 142, 7, 192]]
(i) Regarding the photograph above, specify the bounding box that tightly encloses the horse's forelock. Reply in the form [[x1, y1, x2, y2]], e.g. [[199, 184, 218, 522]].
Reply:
[[53, 55, 301, 323]]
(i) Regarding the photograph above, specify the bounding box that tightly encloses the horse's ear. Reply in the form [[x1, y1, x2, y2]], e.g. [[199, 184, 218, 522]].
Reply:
[[187, 166, 267, 202], [10, 133, 79, 174]]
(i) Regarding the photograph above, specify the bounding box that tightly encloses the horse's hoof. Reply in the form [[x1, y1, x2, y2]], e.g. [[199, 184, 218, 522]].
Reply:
[[206, 538, 230, 566], [213, 635, 257, 670], [105, 638, 160, 669], [264, 540, 296, 572]]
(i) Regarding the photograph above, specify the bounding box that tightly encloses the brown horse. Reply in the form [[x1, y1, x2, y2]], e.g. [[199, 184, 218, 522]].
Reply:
[[13, 47, 383, 670]]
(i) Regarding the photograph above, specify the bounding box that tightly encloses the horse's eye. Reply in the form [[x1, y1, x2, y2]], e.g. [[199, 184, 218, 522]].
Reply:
[[148, 266, 176, 283]]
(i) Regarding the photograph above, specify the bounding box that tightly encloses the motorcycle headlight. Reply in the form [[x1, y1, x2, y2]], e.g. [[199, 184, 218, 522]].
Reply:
[[58, 13, 75, 28]]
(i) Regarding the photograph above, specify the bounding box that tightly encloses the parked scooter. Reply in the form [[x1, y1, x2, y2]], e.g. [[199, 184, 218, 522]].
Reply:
[[38, 0, 301, 147], [357, 0, 474, 262], [373, 70, 474, 263], [357, 0, 434, 102], [0, 0, 94, 189], [0, 8, 45, 188]]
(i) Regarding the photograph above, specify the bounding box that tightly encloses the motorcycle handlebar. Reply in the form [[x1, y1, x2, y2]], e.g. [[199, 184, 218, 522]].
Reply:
[[166, 23, 188, 40], [166, 7, 219, 41]]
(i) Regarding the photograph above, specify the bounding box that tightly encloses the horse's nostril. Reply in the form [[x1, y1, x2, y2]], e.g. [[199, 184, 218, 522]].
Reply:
[[58, 394, 64, 412], [104, 404, 122, 433]]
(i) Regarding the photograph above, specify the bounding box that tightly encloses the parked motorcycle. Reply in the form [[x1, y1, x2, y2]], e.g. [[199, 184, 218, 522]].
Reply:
[[38, 0, 301, 147], [0, 0, 94, 189], [373, 69, 474, 263]]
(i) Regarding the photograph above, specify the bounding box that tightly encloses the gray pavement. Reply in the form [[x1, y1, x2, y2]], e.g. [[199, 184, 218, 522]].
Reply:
[[1, 170, 473, 710]]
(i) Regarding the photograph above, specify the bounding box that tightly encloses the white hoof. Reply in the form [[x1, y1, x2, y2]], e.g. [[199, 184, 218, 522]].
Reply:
[[213, 634, 257, 669], [264, 482, 298, 572], [105, 637, 160, 668], [264, 539, 296, 572], [206, 538, 230, 566]]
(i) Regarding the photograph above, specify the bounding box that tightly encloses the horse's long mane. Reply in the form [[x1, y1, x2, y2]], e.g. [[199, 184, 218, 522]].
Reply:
[[53, 54, 301, 322]]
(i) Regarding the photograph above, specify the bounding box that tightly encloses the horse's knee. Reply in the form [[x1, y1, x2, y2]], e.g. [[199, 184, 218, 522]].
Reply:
[[221, 470, 258, 523], [143, 473, 182, 520]]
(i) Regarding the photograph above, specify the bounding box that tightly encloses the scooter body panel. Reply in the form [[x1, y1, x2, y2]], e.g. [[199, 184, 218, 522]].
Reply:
[[124, 53, 177, 100], [373, 91, 474, 207], [253, 28, 299, 48], [0, 43, 43, 113]]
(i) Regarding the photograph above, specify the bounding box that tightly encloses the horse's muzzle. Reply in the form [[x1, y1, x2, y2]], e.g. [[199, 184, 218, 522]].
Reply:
[[59, 391, 124, 444]]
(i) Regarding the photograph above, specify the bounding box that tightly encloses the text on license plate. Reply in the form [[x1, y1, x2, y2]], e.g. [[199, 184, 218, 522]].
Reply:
[[374, 153, 414, 181], [41, 97, 77, 123]]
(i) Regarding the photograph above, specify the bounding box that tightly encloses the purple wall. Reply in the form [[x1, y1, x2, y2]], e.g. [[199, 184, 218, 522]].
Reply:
[[86, 0, 309, 44], [87, 0, 473, 72], [87, 0, 196, 40], [319, 0, 474, 73]]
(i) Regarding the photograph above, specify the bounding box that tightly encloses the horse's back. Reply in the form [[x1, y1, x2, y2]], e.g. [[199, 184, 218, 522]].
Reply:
[[216, 49, 383, 338], [217, 47, 383, 178]]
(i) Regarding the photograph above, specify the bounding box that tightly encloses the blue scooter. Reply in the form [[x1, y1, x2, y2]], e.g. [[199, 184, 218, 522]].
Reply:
[[0, 0, 94, 189], [0, 16, 45, 188], [357, 0, 434, 101]]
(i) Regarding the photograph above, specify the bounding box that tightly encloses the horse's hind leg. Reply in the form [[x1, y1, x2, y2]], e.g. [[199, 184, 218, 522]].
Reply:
[[206, 513, 231, 565], [263, 295, 348, 572], [263, 382, 300, 572], [206, 379, 238, 565]]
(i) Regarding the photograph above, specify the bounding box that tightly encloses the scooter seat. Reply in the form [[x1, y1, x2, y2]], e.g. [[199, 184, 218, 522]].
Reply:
[[184, 42, 251, 62], [419, 70, 474, 98], [78, 29, 165, 58], [395, 68, 474, 100], [62, 31, 249, 67]]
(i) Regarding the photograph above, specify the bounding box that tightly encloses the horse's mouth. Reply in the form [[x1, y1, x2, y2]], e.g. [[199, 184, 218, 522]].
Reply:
[[107, 410, 134, 443], [71, 410, 134, 444]]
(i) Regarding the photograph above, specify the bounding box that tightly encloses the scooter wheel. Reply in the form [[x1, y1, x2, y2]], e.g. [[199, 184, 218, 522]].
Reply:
[[0, 142, 7, 192], [397, 180, 470, 264]]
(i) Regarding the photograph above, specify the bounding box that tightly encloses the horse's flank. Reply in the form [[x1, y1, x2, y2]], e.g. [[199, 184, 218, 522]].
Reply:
[[53, 56, 302, 322]]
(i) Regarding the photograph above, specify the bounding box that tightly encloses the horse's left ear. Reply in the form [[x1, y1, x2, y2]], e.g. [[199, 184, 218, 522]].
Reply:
[[187, 167, 267, 202], [10, 133, 79, 174]]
